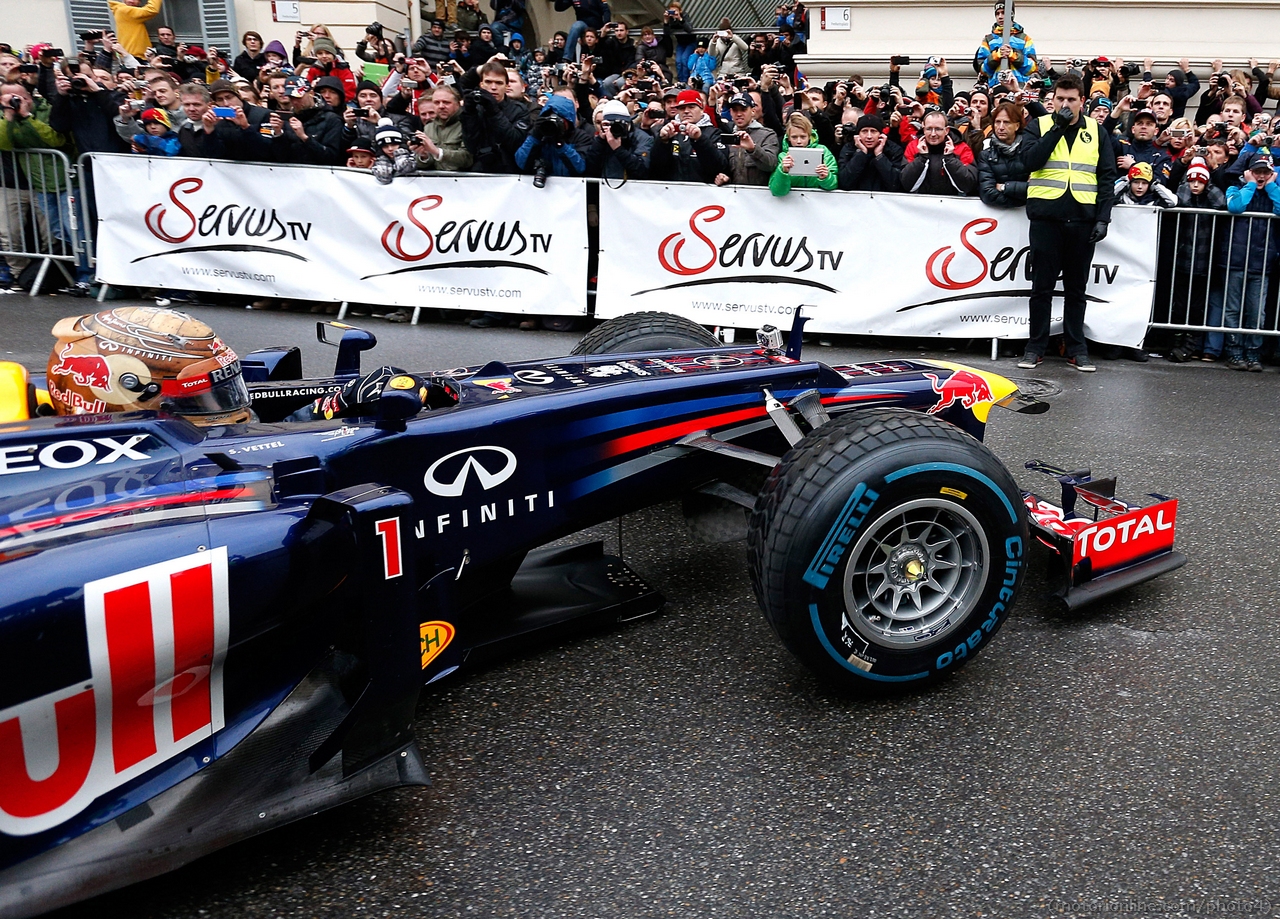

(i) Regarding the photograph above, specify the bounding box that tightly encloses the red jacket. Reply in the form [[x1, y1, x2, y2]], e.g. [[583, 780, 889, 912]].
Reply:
[[303, 60, 357, 102], [904, 136, 974, 165]]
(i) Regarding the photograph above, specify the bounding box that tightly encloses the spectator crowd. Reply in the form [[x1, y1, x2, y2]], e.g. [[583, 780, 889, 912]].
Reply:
[[2, 0, 1280, 358]]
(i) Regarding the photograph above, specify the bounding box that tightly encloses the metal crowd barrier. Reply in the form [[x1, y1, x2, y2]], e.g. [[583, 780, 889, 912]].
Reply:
[[0, 148, 81, 296], [1151, 205, 1280, 353]]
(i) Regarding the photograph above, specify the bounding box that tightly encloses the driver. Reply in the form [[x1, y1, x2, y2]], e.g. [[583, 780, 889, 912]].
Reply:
[[47, 307, 254, 425], [44, 306, 449, 425]]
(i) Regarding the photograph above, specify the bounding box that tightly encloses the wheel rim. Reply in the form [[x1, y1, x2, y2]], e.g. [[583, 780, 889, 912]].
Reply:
[[841, 498, 989, 648]]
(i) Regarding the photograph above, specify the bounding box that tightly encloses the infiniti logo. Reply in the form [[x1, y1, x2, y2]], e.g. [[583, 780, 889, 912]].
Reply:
[[424, 446, 518, 497]]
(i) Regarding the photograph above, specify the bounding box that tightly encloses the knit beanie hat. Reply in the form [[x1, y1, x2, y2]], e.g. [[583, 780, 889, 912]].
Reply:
[[375, 117, 404, 146], [140, 107, 172, 129], [855, 113, 884, 132], [312, 36, 337, 55]]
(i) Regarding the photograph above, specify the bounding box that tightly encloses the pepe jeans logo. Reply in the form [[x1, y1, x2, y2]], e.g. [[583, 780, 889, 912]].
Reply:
[[423, 446, 518, 497]]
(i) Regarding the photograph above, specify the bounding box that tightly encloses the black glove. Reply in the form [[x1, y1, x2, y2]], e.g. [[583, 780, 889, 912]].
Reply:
[[298, 366, 424, 421], [1053, 107, 1074, 129], [1088, 220, 1108, 244]]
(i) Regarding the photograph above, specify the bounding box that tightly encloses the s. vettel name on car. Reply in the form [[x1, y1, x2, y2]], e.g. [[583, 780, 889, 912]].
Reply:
[[420, 445, 554, 536]]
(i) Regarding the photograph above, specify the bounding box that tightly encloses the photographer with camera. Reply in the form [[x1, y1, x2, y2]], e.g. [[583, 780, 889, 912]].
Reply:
[[115, 72, 185, 143], [661, 3, 697, 82], [412, 84, 473, 171], [356, 22, 398, 65], [651, 88, 728, 183], [0, 79, 90, 289], [710, 20, 748, 80], [107, 0, 161, 58], [343, 79, 402, 146], [268, 75, 345, 165], [49, 60, 127, 154], [514, 93, 588, 185], [719, 91, 778, 186], [585, 98, 651, 179], [1014, 73, 1117, 372], [460, 60, 532, 172], [837, 113, 903, 192]]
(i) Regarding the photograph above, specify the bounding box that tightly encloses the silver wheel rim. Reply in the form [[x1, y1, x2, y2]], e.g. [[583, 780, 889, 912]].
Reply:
[[841, 498, 989, 648]]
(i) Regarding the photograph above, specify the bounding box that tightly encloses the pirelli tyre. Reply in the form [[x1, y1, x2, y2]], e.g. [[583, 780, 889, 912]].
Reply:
[[748, 409, 1029, 689], [573, 311, 720, 355]]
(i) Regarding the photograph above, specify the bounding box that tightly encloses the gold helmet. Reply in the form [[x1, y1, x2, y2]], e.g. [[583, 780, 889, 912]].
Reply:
[[47, 307, 252, 426]]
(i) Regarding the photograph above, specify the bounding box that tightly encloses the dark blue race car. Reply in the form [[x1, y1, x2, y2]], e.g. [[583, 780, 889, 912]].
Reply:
[[0, 311, 1179, 916]]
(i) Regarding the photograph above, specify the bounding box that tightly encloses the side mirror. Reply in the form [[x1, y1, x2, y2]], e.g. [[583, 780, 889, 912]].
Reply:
[[375, 388, 423, 432], [316, 321, 378, 377]]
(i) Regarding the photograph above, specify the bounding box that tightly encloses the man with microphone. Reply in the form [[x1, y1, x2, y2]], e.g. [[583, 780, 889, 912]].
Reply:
[[1016, 73, 1117, 372]]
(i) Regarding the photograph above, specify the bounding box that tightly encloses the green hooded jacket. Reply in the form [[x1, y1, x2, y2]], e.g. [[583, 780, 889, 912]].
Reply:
[[768, 129, 837, 196]]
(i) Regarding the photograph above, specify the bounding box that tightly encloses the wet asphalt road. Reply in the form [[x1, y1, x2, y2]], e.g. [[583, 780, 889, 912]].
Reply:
[[6, 296, 1280, 919]]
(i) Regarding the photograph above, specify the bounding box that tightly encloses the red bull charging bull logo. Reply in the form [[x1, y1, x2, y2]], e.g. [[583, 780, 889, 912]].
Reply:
[[923, 370, 994, 415], [50, 343, 112, 390]]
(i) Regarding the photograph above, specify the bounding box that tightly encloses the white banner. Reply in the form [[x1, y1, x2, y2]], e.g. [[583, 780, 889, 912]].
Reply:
[[595, 183, 1157, 347], [92, 154, 588, 315]]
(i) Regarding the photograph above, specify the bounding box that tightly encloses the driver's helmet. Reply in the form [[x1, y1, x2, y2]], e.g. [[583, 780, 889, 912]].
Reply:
[[47, 307, 252, 426]]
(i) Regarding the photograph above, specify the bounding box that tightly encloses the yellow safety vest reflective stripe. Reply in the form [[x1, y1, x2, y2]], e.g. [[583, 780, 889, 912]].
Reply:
[[1027, 114, 1100, 204]]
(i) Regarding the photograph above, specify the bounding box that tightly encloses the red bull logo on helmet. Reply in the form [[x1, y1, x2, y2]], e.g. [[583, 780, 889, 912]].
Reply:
[[923, 370, 994, 415], [50, 343, 112, 390]]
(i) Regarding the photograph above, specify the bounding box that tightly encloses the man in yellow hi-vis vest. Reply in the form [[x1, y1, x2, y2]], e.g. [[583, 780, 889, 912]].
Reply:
[[1015, 73, 1116, 372]]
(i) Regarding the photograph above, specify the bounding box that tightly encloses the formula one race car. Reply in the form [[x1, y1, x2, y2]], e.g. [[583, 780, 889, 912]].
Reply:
[[0, 310, 1178, 916]]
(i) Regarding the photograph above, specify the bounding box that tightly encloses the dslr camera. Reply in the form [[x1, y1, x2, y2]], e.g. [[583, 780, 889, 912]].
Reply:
[[603, 118, 631, 139], [532, 111, 568, 144], [79, 30, 105, 42]]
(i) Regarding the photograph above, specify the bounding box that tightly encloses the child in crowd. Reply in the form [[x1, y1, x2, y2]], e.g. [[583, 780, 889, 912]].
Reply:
[[1114, 162, 1176, 206], [1167, 158, 1227, 362], [130, 108, 181, 156], [371, 120, 417, 184], [346, 137, 376, 169]]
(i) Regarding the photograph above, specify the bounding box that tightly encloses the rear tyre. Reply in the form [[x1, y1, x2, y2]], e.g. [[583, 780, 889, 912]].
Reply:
[[573, 311, 719, 355], [748, 409, 1028, 690]]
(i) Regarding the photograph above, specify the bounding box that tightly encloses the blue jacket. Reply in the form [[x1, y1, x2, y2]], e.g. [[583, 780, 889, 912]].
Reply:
[[689, 49, 717, 87], [132, 130, 181, 157], [515, 96, 587, 176], [975, 22, 1036, 87], [1220, 179, 1280, 272]]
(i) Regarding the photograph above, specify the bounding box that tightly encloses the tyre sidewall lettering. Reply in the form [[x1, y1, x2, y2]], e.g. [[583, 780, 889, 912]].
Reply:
[[797, 462, 1023, 681]]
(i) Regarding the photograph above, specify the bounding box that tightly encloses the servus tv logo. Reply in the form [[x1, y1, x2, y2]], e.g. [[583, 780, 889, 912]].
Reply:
[[902, 217, 1120, 312], [638, 205, 845, 296], [363, 195, 554, 279], [140, 177, 312, 263], [0, 549, 230, 836]]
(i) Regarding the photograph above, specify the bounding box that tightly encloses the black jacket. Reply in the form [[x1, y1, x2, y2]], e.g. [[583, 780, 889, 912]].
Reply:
[[459, 90, 531, 173], [977, 135, 1029, 207], [49, 89, 128, 154], [233, 50, 266, 82], [836, 139, 903, 191], [1015, 114, 1117, 223], [901, 145, 978, 196], [271, 103, 345, 165], [586, 128, 653, 179], [649, 120, 728, 183]]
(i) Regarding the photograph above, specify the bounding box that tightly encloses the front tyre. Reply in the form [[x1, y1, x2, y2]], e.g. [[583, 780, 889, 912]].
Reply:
[[748, 409, 1028, 689]]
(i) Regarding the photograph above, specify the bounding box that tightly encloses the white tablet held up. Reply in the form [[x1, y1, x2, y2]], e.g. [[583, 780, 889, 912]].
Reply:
[[788, 147, 824, 176]]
